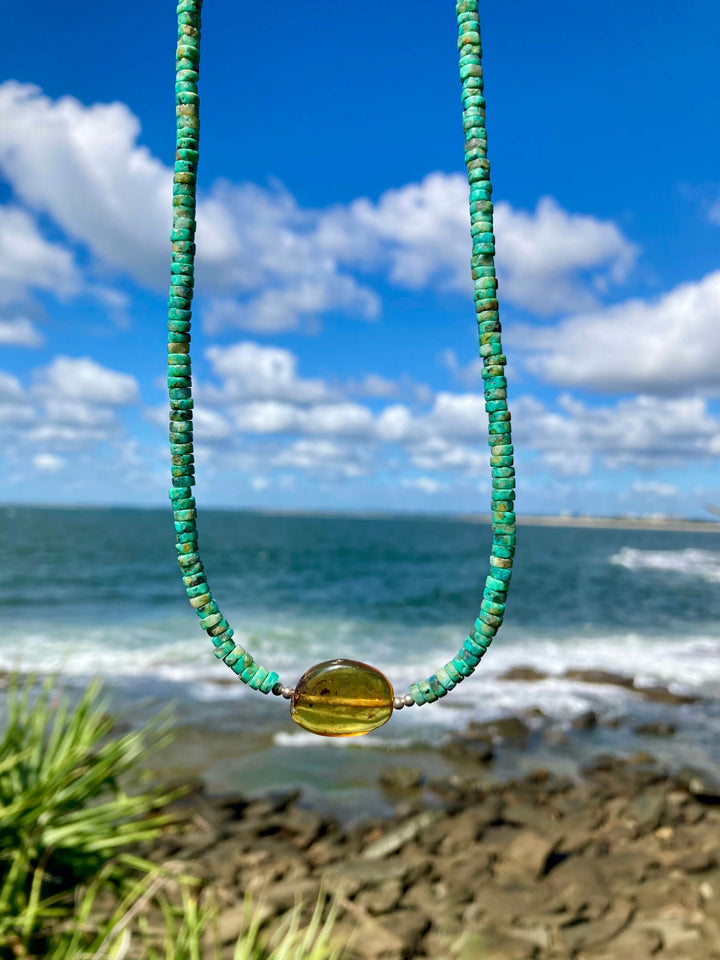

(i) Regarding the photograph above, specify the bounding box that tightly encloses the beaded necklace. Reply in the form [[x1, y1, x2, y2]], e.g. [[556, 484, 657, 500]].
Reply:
[[168, 0, 514, 738]]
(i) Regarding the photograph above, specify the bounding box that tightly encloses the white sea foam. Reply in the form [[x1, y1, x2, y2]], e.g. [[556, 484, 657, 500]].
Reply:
[[610, 546, 720, 582], [1, 614, 718, 733]]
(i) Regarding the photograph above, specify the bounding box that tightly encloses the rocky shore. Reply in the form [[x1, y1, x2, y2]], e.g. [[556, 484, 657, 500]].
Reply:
[[142, 722, 720, 960]]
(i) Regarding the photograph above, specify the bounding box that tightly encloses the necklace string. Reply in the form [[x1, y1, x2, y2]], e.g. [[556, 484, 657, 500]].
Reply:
[[167, 0, 515, 710]]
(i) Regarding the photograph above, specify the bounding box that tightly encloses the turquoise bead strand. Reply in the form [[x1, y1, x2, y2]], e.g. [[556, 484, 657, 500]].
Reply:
[[167, 0, 279, 696], [167, 0, 514, 711], [405, 0, 515, 708]]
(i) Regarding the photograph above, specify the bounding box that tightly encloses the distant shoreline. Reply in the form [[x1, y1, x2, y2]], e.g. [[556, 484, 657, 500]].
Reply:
[[470, 513, 720, 534], [1, 502, 718, 533]]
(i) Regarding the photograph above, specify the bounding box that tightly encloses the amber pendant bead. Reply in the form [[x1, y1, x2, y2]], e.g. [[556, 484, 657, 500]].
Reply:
[[290, 659, 394, 737]]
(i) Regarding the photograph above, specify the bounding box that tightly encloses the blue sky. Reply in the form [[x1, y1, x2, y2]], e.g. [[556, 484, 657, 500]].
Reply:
[[1, 0, 719, 516]]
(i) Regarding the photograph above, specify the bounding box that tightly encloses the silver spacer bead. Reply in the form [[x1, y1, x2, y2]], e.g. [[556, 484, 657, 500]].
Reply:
[[280, 686, 295, 700], [402, 694, 415, 707], [392, 696, 405, 710]]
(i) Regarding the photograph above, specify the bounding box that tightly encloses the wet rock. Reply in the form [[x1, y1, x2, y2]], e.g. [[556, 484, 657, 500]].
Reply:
[[546, 857, 610, 917], [572, 709, 598, 730], [458, 929, 536, 960], [563, 668, 635, 689], [466, 715, 530, 744], [582, 925, 662, 959], [503, 802, 558, 834], [445, 735, 495, 765], [628, 791, 666, 832], [379, 766, 424, 792], [493, 828, 563, 884], [672, 849, 716, 873], [558, 897, 634, 950], [356, 879, 403, 915], [677, 768, 720, 804], [361, 810, 440, 860], [544, 727, 570, 746], [498, 665, 548, 682], [635, 721, 677, 737], [242, 787, 301, 818], [636, 684, 699, 705], [322, 858, 408, 896]]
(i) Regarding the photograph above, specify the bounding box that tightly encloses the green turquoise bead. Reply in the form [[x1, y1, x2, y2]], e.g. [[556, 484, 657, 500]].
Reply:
[[409, 683, 425, 706], [213, 629, 236, 649], [428, 675, 447, 698], [453, 657, 474, 678], [182, 571, 205, 589], [231, 653, 254, 676], [186, 582, 208, 597], [223, 645, 246, 668], [213, 639, 235, 659], [418, 680, 439, 703], [434, 667, 456, 692], [175, 520, 195, 534], [260, 671, 280, 695], [481, 599, 505, 616], [444, 662, 464, 684], [197, 600, 218, 617], [464, 636, 486, 656], [485, 575, 508, 594], [200, 612, 223, 630], [249, 667, 268, 690], [491, 545, 514, 559], [240, 662, 260, 683]]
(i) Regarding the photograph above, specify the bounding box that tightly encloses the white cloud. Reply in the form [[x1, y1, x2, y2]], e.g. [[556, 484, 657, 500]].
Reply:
[[0, 317, 44, 347], [512, 270, 720, 395], [205, 342, 334, 404], [0, 84, 637, 335], [33, 453, 64, 472], [346, 374, 399, 399], [0, 205, 78, 306], [513, 393, 720, 472], [401, 476, 444, 494], [38, 356, 139, 405], [494, 196, 637, 314], [318, 175, 637, 313], [273, 438, 369, 477], [629, 480, 678, 497]]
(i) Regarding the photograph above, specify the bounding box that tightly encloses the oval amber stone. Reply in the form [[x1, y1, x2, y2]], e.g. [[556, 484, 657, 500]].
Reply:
[[290, 659, 394, 738]]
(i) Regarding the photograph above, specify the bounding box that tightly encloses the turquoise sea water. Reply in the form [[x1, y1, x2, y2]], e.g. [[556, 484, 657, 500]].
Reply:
[[1, 507, 719, 813]]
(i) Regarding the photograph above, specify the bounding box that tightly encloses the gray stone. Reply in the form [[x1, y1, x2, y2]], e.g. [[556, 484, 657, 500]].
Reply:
[[379, 766, 424, 792], [559, 898, 634, 950], [494, 828, 562, 884], [572, 709, 598, 730], [361, 810, 440, 860], [497, 665, 548, 682], [628, 791, 666, 831]]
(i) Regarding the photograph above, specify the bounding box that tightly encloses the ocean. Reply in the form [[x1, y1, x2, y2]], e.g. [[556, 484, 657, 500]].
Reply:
[[1, 506, 719, 816]]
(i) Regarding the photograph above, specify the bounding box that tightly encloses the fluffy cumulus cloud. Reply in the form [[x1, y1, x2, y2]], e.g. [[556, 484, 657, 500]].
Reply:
[[0, 317, 44, 347], [0, 83, 638, 336], [0, 357, 141, 463], [511, 271, 720, 395], [0, 205, 78, 307], [181, 343, 720, 486]]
